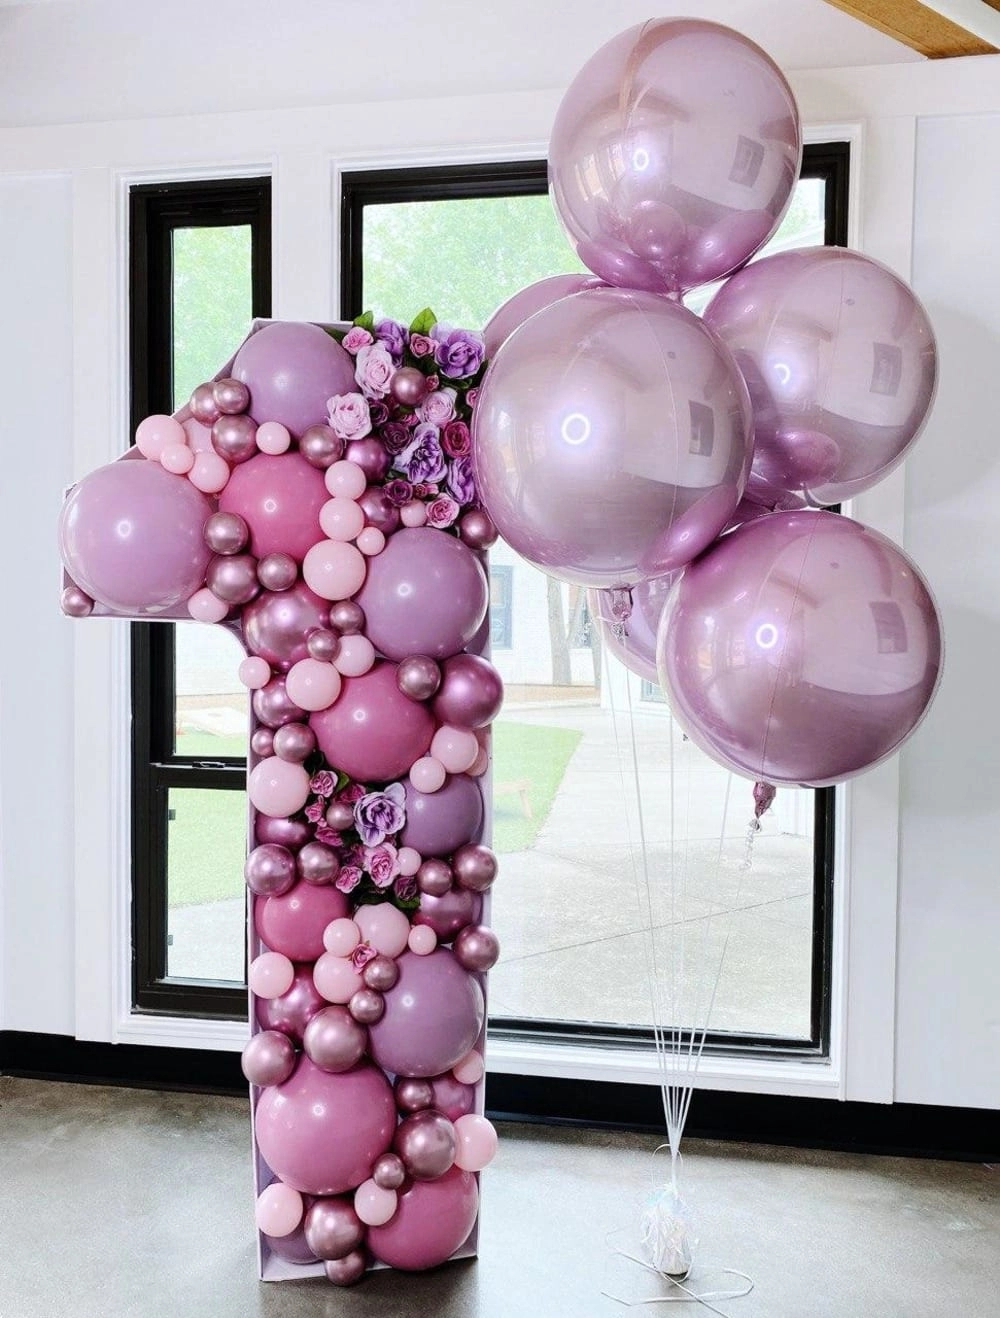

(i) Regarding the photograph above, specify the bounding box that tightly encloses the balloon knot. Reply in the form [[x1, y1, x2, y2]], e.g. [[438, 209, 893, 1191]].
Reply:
[[753, 780, 776, 823]]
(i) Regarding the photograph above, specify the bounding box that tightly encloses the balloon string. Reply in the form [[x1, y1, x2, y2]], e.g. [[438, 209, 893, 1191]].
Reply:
[[604, 1227, 754, 1315]]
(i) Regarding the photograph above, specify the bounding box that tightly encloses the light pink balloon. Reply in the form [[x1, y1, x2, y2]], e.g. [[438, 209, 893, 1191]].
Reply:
[[452, 1051, 484, 1085], [160, 443, 194, 475], [189, 450, 231, 494], [354, 903, 410, 959], [397, 847, 422, 877], [182, 417, 215, 454], [401, 501, 427, 527], [136, 413, 185, 460], [468, 747, 489, 777], [325, 460, 367, 499], [409, 756, 447, 794], [324, 918, 361, 957], [430, 727, 479, 775], [354, 1179, 398, 1227], [187, 588, 228, 623], [239, 656, 272, 689], [483, 273, 596, 358], [248, 756, 311, 818], [453, 1115, 498, 1172], [285, 658, 342, 712], [357, 527, 386, 556], [302, 540, 367, 601], [333, 635, 375, 677], [313, 952, 365, 1004], [255, 1183, 304, 1237], [256, 421, 291, 454], [249, 951, 295, 999], [408, 926, 438, 956], [320, 496, 366, 542]]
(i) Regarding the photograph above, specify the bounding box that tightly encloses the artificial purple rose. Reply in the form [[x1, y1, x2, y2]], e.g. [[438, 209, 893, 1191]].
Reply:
[[365, 843, 400, 889], [384, 478, 414, 507], [304, 799, 327, 824], [326, 393, 372, 441], [431, 325, 485, 380], [446, 455, 476, 505], [394, 872, 418, 902], [354, 782, 407, 847], [442, 420, 471, 458], [396, 423, 447, 484], [409, 333, 436, 359], [381, 421, 412, 455], [413, 481, 438, 498], [310, 771, 337, 798], [314, 824, 344, 848], [417, 387, 457, 427], [375, 319, 409, 364], [335, 866, 363, 894], [426, 495, 460, 529], [342, 326, 374, 355], [355, 342, 395, 400], [351, 942, 378, 971]]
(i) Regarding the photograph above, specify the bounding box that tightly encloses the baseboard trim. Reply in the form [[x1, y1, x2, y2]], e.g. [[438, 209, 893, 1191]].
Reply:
[[2, 1031, 996, 1161]]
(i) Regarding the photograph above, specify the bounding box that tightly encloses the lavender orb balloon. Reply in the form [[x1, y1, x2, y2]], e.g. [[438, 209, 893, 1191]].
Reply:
[[458, 508, 498, 551], [272, 721, 316, 764], [252, 676, 307, 729], [245, 843, 297, 897], [363, 955, 399, 993], [243, 582, 330, 671], [257, 552, 298, 593], [204, 510, 249, 555], [329, 600, 365, 635], [397, 655, 442, 702], [300, 424, 346, 470], [348, 988, 385, 1025], [413, 887, 482, 943], [211, 413, 257, 464], [58, 460, 214, 614], [345, 436, 391, 482], [367, 1167, 478, 1272], [190, 382, 220, 425], [429, 1073, 476, 1123], [372, 1152, 407, 1191], [390, 367, 429, 407], [61, 584, 94, 617], [704, 247, 938, 507], [241, 1030, 296, 1087], [303, 1196, 365, 1261], [658, 511, 943, 787], [255, 1056, 396, 1196], [232, 322, 355, 438], [254, 814, 312, 851], [325, 1250, 367, 1286], [394, 1110, 457, 1181], [394, 1077, 435, 1112], [589, 574, 677, 686], [483, 273, 595, 358], [369, 950, 485, 1078], [451, 844, 497, 894], [296, 840, 338, 884], [358, 486, 402, 537], [219, 452, 329, 562], [549, 19, 801, 296], [354, 528, 489, 661], [310, 663, 435, 783], [303, 1006, 367, 1073], [432, 654, 503, 729], [417, 859, 453, 898], [472, 288, 752, 587], [257, 964, 325, 1043], [401, 777, 483, 858], [212, 377, 250, 415], [206, 553, 260, 605], [454, 923, 500, 973]]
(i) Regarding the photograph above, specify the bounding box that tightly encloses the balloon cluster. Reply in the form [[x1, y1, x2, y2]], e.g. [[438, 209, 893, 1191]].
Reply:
[[474, 18, 943, 789], [58, 311, 503, 1284]]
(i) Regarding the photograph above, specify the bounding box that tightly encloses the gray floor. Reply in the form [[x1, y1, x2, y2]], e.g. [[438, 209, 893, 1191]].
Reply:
[[1, 1078, 996, 1318]]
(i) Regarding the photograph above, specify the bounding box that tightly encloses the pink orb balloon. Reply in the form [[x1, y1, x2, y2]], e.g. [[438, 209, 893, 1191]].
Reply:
[[248, 756, 310, 818], [320, 496, 366, 542], [324, 918, 361, 957], [204, 510, 249, 555], [483, 273, 596, 358], [357, 487, 401, 537], [310, 663, 435, 783], [211, 413, 257, 464], [255, 1182, 303, 1237], [368, 950, 485, 1078], [393, 1109, 457, 1181], [589, 574, 677, 686], [257, 551, 298, 592], [453, 1114, 498, 1172], [325, 1250, 367, 1286], [252, 675, 307, 729], [272, 721, 317, 765], [255, 814, 312, 851], [452, 1050, 485, 1086], [300, 424, 346, 470], [345, 437, 390, 482], [255, 884, 350, 962], [242, 582, 330, 672], [189, 383, 220, 425], [245, 843, 297, 897], [452, 843, 498, 894], [218, 452, 329, 562], [303, 1197, 365, 1262], [303, 1004, 367, 1072], [354, 903, 411, 959], [430, 726, 479, 774], [205, 553, 259, 605], [296, 839, 338, 884], [454, 923, 500, 973], [232, 321, 355, 438], [367, 1167, 479, 1272], [409, 757, 446, 794], [60, 584, 94, 617]]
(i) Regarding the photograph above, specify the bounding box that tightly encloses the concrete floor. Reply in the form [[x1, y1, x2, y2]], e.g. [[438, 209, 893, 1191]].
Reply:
[[1, 1078, 996, 1318]]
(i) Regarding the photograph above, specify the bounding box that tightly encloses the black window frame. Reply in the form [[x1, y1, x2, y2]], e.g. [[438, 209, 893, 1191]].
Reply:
[[130, 177, 271, 1020], [341, 146, 848, 1060]]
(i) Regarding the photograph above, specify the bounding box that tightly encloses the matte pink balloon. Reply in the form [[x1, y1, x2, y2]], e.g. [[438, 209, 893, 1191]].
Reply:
[[413, 887, 482, 943], [248, 756, 310, 818], [454, 1115, 498, 1171], [589, 574, 677, 686], [320, 496, 366, 542], [182, 416, 215, 454], [160, 442, 194, 475], [452, 1051, 485, 1086], [313, 953, 364, 1005], [189, 450, 231, 494], [218, 452, 329, 562], [354, 1178, 398, 1227], [232, 321, 355, 438], [657, 510, 943, 787], [354, 528, 489, 661], [255, 884, 350, 961], [483, 273, 596, 358], [255, 1056, 396, 1196], [429, 1073, 476, 1122], [430, 726, 479, 774], [549, 19, 801, 296], [302, 539, 368, 601], [354, 903, 411, 959], [255, 1182, 303, 1237], [285, 657, 342, 712], [333, 634, 375, 677], [242, 582, 330, 672], [256, 421, 291, 455], [410, 757, 446, 794], [472, 288, 752, 588], [257, 964, 325, 1042], [249, 951, 295, 999], [704, 247, 938, 506], [59, 459, 214, 614], [432, 654, 503, 729], [401, 776, 483, 858], [408, 926, 438, 956], [324, 918, 361, 957], [367, 1167, 479, 1272], [187, 588, 228, 623], [135, 413, 185, 460], [310, 663, 435, 783], [368, 950, 485, 1078]]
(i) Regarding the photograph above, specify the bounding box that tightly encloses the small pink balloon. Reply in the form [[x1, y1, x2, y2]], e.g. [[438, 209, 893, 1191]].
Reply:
[[354, 1179, 398, 1228], [453, 1115, 498, 1172], [409, 756, 446, 794], [389, 367, 429, 407], [417, 859, 453, 898], [357, 527, 386, 556], [212, 413, 258, 464], [408, 925, 438, 956], [429, 1072, 476, 1122], [189, 450, 231, 494], [306, 628, 340, 662], [325, 460, 367, 499], [187, 587, 228, 623], [300, 424, 346, 470], [248, 756, 311, 818], [354, 903, 411, 959], [323, 918, 361, 957], [358, 487, 401, 537], [61, 584, 94, 617], [325, 1250, 367, 1287], [302, 540, 367, 601], [204, 510, 249, 555], [303, 1004, 367, 1073], [430, 726, 479, 774], [397, 847, 422, 877], [363, 955, 400, 993], [251, 727, 275, 757], [160, 442, 194, 475], [320, 496, 366, 542], [400, 500, 428, 527], [182, 417, 215, 454], [256, 420, 291, 454], [213, 377, 250, 415], [206, 552, 260, 605], [345, 437, 390, 482], [249, 951, 295, 999], [239, 656, 272, 689], [272, 722, 316, 764], [257, 552, 298, 592], [349, 988, 385, 1024], [296, 841, 339, 885], [329, 600, 365, 634], [255, 1183, 303, 1238], [458, 508, 498, 550], [453, 1051, 484, 1085], [136, 413, 185, 460], [313, 952, 364, 1004], [285, 658, 342, 712], [372, 1152, 407, 1191], [333, 634, 375, 677]]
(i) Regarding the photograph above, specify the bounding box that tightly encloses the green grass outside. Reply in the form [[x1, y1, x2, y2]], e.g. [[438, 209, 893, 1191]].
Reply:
[[169, 719, 582, 907]]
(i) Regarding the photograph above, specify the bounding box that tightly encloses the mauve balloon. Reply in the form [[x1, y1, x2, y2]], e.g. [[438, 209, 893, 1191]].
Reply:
[[401, 777, 483, 858], [252, 676, 307, 729], [345, 436, 391, 482], [367, 1167, 479, 1272], [429, 1074, 476, 1123], [549, 19, 801, 296], [394, 1110, 457, 1181], [589, 574, 677, 687], [232, 322, 355, 438], [245, 843, 297, 897], [219, 452, 329, 562], [310, 662, 435, 783], [704, 247, 938, 506], [657, 510, 943, 787], [432, 654, 503, 729], [254, 814, 312, 851], [257, 964, 325, 1043], [413, 887, 482, 943], [303, 1197, 365, 1261], [255, 885, 350, 962], [243, 582, 330, 671], [354, 529, 489, 661], [256, 1056, 395, 1196], [58, 460, 213, 614], [482, 273, 596, 358], [472, 288, 752, 589], [368, 950, 485, 1079], [357, 486, 401, 537], [262, 1224, 319, 1266]]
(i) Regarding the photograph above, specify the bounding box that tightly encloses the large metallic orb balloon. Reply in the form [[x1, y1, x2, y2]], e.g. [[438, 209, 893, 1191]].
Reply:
[[704, 247, 938, 507], [549, 19, 801, 297], [471, 288, 753, 588], [657, 511, 943, 787]]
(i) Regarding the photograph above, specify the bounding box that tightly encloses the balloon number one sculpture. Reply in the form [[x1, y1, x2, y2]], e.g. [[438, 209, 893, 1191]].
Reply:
[[60, 314, 502, 1286]]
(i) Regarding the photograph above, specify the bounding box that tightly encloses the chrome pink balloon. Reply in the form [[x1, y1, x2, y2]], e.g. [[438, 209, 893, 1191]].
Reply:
[[429, 1073, 476, 1123], [703, 247, 938, 507], [245, 843, 297, 897], [58, 460, 214, 614], [397, 655, 442, 702], [589, 574, 677, 686], [454, 923, 500, 973], [451, 843, 497, 894], [60, 584, 94, 617], [303, 1196, 365, 1262], [310, 662, 435, 783], [432, 654, 503, 729], [394, 1077, 434, 1113], [549, 19, 801, 296], [299, 424, 345, 470], [367, 1167, 479, 1272], [252, 675, 308, 728], [232, 322, 355, 438], [242, 582, 330, 671], [657, 511, 943, 787], [393, 1109, 457, 1181], [204, 511, 249, 555], [413, 887, 482, 943], [303, 1005, 367, 1073], [368, 950, 485, 1079], [472, 288, 752, 588], [218, 452, 329, 562], [482, 273, 596, 358], [241, 1029, 297, 1087], [257, 552, 298, 593], [256, 963, 326, 1043], [401, 776, 484, 858]]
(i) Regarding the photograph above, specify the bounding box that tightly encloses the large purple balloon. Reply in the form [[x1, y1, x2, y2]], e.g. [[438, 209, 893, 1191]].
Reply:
[[219, 452, 329, 563], [354, 529, 489, 661], [242, 582, 330, 671], [368, 950, 485, 1078], [589, 574, 677, 686], [310, 662, 435, 783], [401, 776, 484, 858], [549, 19, 801, 296], [704, 247, 938, 507], [256, 963, 326, 1043], [58, 459, 213, 614], [657, 511, 943, 787], [472, 288, 752, 588], [367, 1167, 479, 1272], [232, 322, 355, 438], [255, 1056, 396, 1196], [482, 273, 596, 358]]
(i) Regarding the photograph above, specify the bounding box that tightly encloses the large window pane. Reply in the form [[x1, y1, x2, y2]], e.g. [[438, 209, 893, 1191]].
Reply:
[[172, 224, 253, 408], [166, 785, 247, 982]]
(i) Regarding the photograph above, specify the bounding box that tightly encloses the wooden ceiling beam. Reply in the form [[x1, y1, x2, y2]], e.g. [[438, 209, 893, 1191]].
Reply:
[[824, 0, 998, 57]]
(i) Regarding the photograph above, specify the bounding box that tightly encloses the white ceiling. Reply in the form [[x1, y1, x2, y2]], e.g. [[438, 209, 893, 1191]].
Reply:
[[0, 0, 922, 129]]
